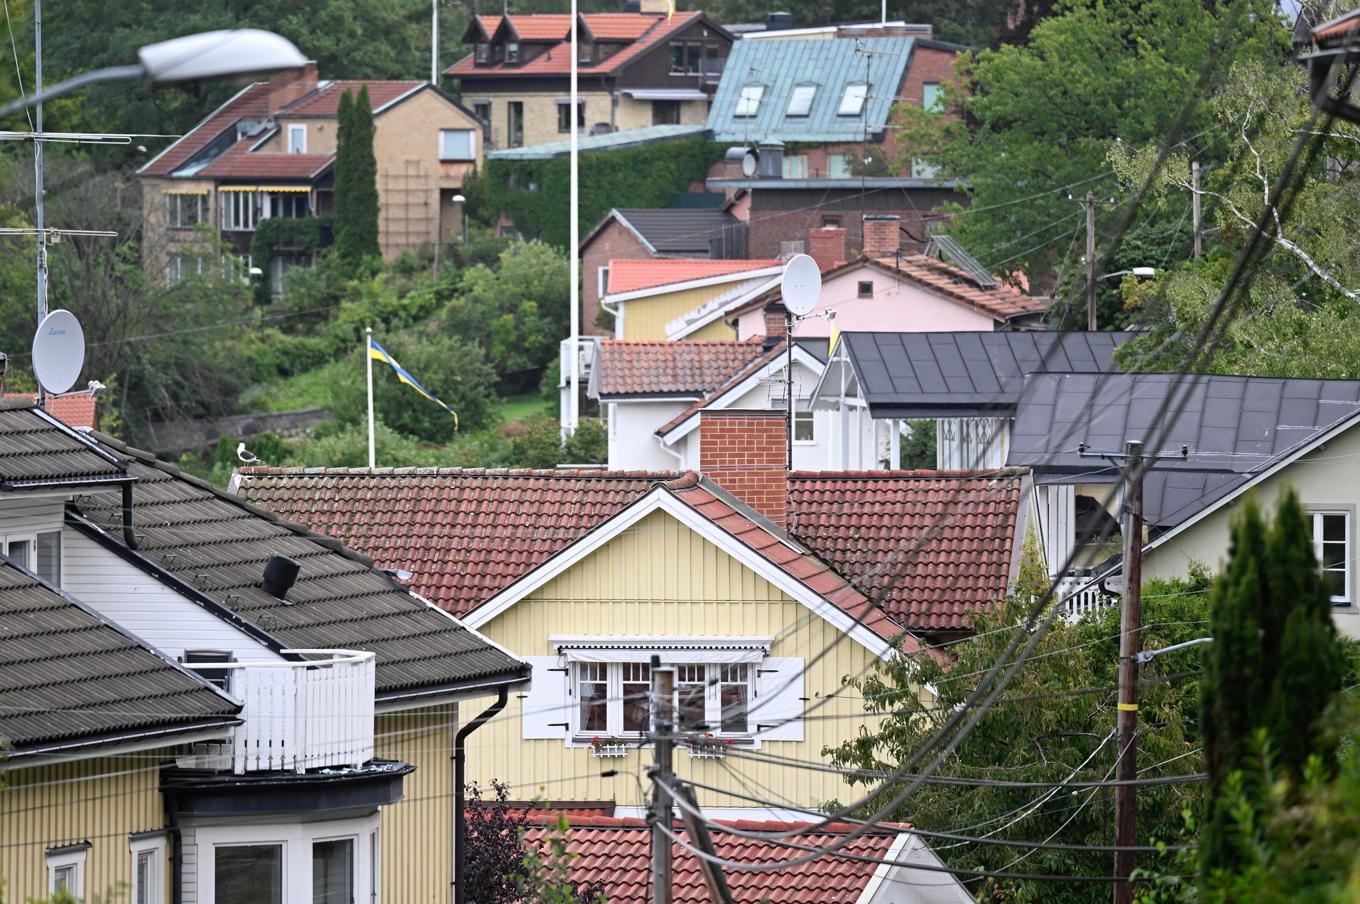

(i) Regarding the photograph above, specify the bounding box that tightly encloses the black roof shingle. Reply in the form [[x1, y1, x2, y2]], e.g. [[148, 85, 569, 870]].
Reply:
[[613, 208, 739, 254], [0, 400, 128, 489]]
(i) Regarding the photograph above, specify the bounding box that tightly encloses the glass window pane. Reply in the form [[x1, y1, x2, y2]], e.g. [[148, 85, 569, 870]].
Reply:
[[313, 839, 354, 904], [676, 664, 706, 731], [787, 85, 816, 117], [922, 82, 943, 112], [838, 83, 868, 116], [441, 129, 474, 160], [794, 410, 815, 442], [1322, 541, 1348, 571], [1323, 567, 1346, 601], [621, 661, 651, 732], [735, 85, 764, 117], [215, 844, 283, 904], [719, 664, 749, 733], [1324, 514, 1347, 543], [136, 850, 155, 904], [7, 538, 32, 570], [578, 662, 608, 732]]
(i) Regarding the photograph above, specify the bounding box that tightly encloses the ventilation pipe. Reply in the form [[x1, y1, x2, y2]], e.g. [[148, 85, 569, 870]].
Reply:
[[262, 554, 300, 600], [121, 482, 139, 550]]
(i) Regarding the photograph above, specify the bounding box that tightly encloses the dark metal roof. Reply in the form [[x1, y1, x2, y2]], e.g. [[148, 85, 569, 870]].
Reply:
[[0, 559, 239, 752], [0, 400, 128, 490], [614, 208, 739, 254], [840, 331, 1136, 417], [69, 439, 530, 698], [1008, 372, 1360, 527]]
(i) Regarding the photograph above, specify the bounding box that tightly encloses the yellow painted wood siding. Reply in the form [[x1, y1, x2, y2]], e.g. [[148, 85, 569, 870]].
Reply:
[[375, 707, 454, 904], [0, 757, 166, 903], [619, 283, 744, 340], [471, 509, 889, 810]]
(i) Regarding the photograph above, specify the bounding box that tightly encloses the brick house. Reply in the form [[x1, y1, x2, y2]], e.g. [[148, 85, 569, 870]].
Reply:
[[137, 64, 486, 285], [447, 5, 733, 151], [704, 27, 968, 258]]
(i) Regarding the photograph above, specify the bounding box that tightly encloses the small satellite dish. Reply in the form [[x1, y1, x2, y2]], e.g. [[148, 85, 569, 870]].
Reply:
[[31, 309, 85, 395], [780, 253, 821, 317], [741, 150, 758, 178]]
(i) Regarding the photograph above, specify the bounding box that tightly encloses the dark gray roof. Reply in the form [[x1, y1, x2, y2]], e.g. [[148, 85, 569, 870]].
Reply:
[[841, 331, 1136, 417], [0, 560, 239, 752], [614, 208, 738, 254], [0, 401, 128, 490], [1008, 373, 1360, 527], [69, 439, 529, 700]]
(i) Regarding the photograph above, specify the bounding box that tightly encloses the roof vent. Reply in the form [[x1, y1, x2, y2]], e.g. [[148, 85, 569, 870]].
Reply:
[[766, 10, 795, 28], [262, 555, 301, 601]]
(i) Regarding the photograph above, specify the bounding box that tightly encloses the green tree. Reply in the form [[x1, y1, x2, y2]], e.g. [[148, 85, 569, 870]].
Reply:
[[829, 548, 1209, 904], [1200, 490, 1346, 884], [897, 0, 1285, 304], [334, 87, 380, 265]]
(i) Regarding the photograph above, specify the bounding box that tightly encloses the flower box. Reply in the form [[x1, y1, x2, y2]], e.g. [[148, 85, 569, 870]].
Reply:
[[589, 738, 628, 758], [684, 735, 732, 760]]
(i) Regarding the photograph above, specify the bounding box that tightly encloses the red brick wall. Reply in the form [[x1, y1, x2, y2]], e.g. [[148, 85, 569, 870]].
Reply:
[[863, 215, 901, 258], [579, 219, 655, 336], [808, 226, 846, 270], [699, 410, 788, 529]]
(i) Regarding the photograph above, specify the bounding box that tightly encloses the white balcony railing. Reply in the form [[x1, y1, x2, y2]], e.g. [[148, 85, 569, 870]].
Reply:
[[1055, 577, 1117, 621], [184, 649, 376, 775]]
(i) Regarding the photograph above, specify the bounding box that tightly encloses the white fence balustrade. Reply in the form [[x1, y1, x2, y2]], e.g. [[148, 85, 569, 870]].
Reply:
[[1056, 578, 1117, 621], [185, 649, 376, 774]]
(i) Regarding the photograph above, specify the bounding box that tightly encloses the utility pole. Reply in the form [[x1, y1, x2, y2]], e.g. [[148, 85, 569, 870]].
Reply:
[[1113, 439, 1145, 904], [1191, 161, 1203, 260], [650, 658, 674, 904], [1083, 191, 1097, 331], [34, 0, 47, 327]]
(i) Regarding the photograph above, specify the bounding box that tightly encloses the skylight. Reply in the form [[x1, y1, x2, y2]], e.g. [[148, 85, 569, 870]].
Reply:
[[735, 85, 765, 118], [786, 84, 816, 117], [837, 83, 869, 117]]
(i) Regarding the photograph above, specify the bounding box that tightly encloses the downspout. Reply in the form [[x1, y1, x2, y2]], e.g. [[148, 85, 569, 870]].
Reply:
[[121, 481, 139, 550], [453, 686, 509, 904]]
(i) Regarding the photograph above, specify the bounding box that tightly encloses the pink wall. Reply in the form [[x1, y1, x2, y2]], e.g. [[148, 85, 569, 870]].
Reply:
[[735, 265, 999, 340]]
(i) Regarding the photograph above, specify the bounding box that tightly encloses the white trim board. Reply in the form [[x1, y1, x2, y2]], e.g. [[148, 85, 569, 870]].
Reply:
[[461, 486, 899, 660], [658, 345, 827, 444], [666, 274, 782, 340], [603, 266, 784, 306]]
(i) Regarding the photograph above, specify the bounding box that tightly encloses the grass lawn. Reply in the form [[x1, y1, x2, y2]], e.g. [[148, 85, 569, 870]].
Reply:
[[241, 360, 348, 413], [497, 392, 551, 425]]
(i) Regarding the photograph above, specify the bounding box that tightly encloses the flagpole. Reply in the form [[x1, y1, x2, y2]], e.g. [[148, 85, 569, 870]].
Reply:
[[365, 326, 376, 468], [568, 0, 580, 435]]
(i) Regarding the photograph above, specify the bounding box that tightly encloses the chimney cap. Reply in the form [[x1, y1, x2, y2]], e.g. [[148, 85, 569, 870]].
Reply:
[[262, 554, 301, 602]]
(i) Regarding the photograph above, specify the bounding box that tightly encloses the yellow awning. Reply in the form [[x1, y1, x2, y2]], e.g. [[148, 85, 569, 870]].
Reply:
[[163, 188, 209, 195], [218, 185, 313, 193]]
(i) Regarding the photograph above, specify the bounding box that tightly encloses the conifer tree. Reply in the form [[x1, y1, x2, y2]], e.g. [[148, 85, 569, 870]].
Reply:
[[334, 86, 380, 264], [1200, 489, 1345, 880]]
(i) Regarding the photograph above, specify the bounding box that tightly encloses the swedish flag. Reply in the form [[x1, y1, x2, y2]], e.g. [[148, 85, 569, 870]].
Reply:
[[368, 338, 459, 431]]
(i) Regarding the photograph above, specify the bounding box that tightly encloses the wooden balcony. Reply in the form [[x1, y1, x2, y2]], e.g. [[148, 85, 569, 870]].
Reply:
[[182, 649, 376, 775]]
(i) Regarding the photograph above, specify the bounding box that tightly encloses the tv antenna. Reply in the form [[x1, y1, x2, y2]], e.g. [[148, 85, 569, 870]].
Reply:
[[779, 253, 821, 470], [31, 309, 86, 395]]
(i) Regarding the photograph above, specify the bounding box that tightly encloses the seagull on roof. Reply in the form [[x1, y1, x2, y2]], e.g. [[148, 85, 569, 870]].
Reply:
[[236, 442, 259, 464]]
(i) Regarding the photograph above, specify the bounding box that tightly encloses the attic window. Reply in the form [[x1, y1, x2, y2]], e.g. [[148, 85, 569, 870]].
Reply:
[[837, 83, 869, 117], [475, 43, 490, 64], [735, 85, 765, 118], [786, 84, 817, 117], [857, 280, 874, 298], [506, 41, 520, 63]]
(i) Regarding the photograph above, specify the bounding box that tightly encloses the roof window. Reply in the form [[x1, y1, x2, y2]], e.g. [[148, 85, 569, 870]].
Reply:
[[837, 83, 869, 117], [734, 84, 765, 118], [786, 84, 816, 117]]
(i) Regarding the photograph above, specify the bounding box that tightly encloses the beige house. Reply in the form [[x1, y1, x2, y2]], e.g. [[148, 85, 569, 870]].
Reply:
[[138, 64, 485, 285], [446, 5, 731, 151]]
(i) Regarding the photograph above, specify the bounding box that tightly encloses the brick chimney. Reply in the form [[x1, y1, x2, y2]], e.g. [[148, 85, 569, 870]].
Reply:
[[862, 215, 901, 260], [763, 304, 788, 342], [808, 226, 846, 271], [267, 62, 319, 114], [699, 410, 788, 529]]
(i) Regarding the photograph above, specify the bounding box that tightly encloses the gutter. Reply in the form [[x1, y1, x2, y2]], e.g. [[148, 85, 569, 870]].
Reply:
[[452, 687, 509, 904], [4, 718, 242, 767]]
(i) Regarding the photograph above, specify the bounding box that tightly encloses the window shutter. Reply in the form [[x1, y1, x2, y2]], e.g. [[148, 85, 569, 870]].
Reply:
[[521, 656, 571, 740], [753, 656, 804, 742]]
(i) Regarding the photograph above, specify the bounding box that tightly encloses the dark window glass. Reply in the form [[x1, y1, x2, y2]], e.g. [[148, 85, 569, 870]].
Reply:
[[312, 839, 354, 904], [652, 100, 681, 125], [578, 662, 608, 732], [214, 845, 282, 904], [621, 662, 651, 732]]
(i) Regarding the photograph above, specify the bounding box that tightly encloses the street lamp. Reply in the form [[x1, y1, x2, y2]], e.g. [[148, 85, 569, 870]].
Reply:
[[0, 29, 307, 120], [1099, 267, 1157, 280], [452, 194, 469, 245]]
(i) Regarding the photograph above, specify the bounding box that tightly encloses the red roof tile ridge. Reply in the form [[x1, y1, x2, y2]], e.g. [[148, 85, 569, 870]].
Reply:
[[236, 466, 683, 480], [518, 813, 910, 833], [599, 336, 765, 348], [788, 468, 1029, 480]]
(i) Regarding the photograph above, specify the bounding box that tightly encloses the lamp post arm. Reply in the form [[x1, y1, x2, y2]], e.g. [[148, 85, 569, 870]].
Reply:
[[0, 65, 144, 121]]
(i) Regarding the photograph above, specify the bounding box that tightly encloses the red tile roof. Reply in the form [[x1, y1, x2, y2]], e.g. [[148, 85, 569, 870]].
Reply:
[[280, 80, 423, 117], [520, 814, 912, 904], [788, 470, 1026, 632], [655, 341, 788, 435], [197, 141, 333, 180], [471, 15, 503, 38], [503, 14, 574, 40], [4, 393, 97, 429], [138, 82, 272, 178], [448, 12, 704, 77], [870, 254, 1047, 321], [1314, 10, 1360, 43], [608, 258, 781, 295], [594, 338, 769, 397], [583, 13, 662, 40]]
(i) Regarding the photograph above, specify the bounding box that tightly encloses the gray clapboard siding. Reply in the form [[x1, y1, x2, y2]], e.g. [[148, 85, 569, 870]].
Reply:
[[61, 529, 281, 663], [0, 495, 64, 536]]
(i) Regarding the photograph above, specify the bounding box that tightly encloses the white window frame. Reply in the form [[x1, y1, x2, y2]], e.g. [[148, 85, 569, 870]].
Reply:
[[786, 84, 817, 117], [3, 530, 37, 570], [287, 124, 307, 154], [837, 82, 869, 117], [130, 833, 168, 904], [197, 815, 378, 904], [220, 190, 261, 231], [793, 408, 816, 444], [734, 84, 765, 118], [569, 659, 756, 739], [1309, 508, 1353, 605], [439, 128, 476, 161], [166, 193, 208, 229], [47, 843, 89, 898], [312, 832, 360, 904], [781, 154, 809, 179], [597, 265, 610, 297]]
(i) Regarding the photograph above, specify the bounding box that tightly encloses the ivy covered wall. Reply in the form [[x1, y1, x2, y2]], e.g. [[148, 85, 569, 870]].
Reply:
[[464, 137, 729, 249]]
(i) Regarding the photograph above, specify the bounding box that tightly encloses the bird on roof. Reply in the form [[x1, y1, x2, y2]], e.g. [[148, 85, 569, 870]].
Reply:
[[236, 442, 260, 464]]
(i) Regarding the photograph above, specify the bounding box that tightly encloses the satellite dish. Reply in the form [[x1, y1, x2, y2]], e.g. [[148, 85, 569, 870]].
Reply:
[[31, 309, 85, 395], [780, 253, 821, 317], [741, 150, 758, 178]]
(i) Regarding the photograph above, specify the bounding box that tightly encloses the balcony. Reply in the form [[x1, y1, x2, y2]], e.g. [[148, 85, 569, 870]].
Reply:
[[183, 649, 376, 775]]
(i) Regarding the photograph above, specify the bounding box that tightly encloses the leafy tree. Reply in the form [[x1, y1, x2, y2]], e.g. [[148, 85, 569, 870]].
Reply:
[[896, 0, 1286, 303], [829, 545, 1210, 904], [901, 419, 936, 469], [1200, 489, 1345, 884], [334, 87, 380, 266]]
